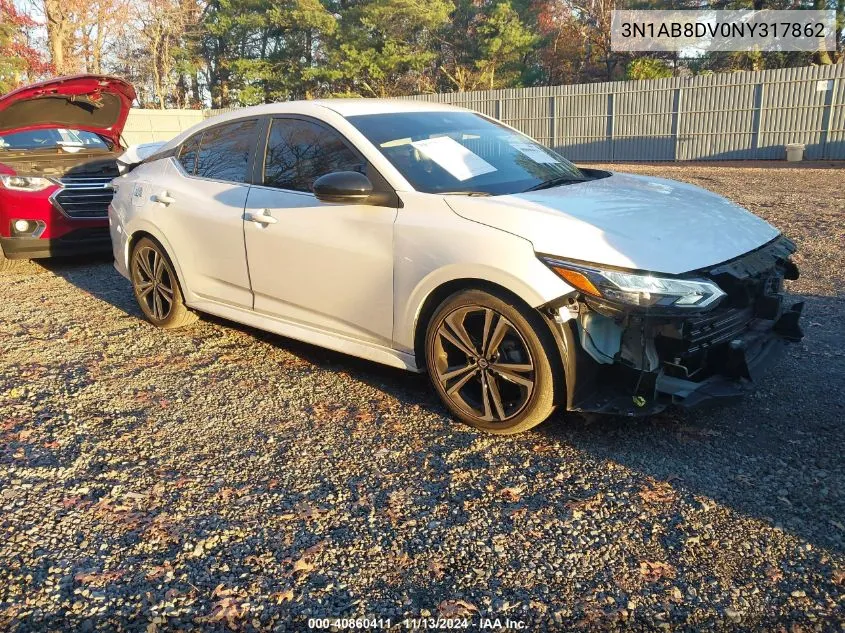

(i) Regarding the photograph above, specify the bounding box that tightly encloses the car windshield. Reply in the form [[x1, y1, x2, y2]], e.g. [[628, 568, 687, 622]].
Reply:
[[0, 128, 110, 151], [346, 111, 585, 195]]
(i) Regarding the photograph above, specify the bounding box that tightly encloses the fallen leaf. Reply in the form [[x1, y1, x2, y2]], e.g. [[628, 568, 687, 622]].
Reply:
[[218, 488, 237, 502], [500, 486, 524, 502], [211, 583, 236, 599], [61, 496, 82, 508], [295, 502, 323, 520], [145, 563, 172, 581], [639, 561, 676, 582], [74, 570, 126, 586], [565, 494, 603, 517], [305, 540, 327, 557], [272, 589, 294, 604], [766, 566, 784, 583], [427, 559, 446, 579], [438, 599, 478, 618], [293, 557, 314, 574], [638, 480, 676, 504], [209, 596, 248, 628]]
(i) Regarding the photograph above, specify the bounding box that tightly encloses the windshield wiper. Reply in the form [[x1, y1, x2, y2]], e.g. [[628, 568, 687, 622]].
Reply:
[[523, 176, 588, 192]]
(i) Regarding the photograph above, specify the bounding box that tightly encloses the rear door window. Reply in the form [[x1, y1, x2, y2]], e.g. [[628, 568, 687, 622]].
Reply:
[[195, 119, 258, 183], [263, 118, 363, 192]]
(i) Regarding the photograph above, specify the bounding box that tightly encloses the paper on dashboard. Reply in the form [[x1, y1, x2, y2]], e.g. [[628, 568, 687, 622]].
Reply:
[[509, 141, 558, 164], [410, 137, 497, 181]]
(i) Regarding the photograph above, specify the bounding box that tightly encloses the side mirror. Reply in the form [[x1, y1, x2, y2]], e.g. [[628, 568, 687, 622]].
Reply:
[[313, 171, 373, 204]]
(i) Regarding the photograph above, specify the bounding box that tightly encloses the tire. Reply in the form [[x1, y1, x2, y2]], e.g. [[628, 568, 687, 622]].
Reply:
[[0, 245, 24, 272], [424, 288, 560, 434], [129, 237, 197, 329]]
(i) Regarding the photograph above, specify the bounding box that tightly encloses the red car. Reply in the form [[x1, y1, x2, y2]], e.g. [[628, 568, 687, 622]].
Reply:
[[0, 75, 135, 271]]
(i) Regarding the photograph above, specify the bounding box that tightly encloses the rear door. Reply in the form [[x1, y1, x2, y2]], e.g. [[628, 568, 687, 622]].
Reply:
[[151, 118, 260, 308]]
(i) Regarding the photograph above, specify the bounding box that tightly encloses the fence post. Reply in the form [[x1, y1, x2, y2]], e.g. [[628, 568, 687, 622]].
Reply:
[[495, 98, 502, 121], [820, 77, 837, 160], [750, 82, 764, 157], [671, 87, 683, 161], [606, 93, 615, 161], [549, 95, 557, 149]]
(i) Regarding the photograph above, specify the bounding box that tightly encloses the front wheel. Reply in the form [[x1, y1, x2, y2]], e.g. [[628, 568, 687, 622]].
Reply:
[[130, 237, 197, 329], [425, 289, 560, 434]]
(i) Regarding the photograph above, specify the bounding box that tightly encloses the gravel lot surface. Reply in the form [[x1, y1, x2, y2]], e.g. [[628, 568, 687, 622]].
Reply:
[[1, 163, 844, 632]]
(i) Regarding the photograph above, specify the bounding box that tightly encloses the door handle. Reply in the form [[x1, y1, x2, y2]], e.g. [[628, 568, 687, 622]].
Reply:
[[244, 209, 278, 225], [152, 191, 175, 205]]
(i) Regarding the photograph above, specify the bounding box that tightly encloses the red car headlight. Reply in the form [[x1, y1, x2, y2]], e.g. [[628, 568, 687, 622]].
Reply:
[[0, 175, 55, 191]]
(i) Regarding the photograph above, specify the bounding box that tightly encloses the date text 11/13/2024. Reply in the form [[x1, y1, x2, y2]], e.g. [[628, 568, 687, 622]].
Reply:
[[307, 617, 527, 629]]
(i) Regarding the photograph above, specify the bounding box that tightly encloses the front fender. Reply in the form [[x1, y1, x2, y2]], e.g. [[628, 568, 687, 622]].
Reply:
[[393, 195, 572, 353]]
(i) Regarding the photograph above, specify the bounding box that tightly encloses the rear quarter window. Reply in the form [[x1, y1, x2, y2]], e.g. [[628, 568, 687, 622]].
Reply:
[[177, 133, 202, 175]]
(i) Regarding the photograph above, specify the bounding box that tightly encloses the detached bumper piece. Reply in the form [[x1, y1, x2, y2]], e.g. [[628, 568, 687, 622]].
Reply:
[[563, 237, 804, 416], [655, 301, 803, 409], [0, 227, 112, 260]]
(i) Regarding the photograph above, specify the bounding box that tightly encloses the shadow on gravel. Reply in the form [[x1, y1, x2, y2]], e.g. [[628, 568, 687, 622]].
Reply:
[[46, 258, 845, 554], [537, 294, 845, 554], [36, 255, 143, 317]]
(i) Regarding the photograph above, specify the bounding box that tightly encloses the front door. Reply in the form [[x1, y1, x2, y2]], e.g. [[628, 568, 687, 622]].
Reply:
[[243, 116, 397, 347]]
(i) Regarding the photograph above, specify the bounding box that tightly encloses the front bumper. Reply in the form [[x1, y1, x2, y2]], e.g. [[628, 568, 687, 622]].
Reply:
[[564, 302, 803, 415], [0, 227, 112, 260], [550, 236, 804, 416]]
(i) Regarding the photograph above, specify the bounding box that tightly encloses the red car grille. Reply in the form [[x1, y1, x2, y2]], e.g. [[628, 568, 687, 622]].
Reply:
[[52, 177, 114, 218]]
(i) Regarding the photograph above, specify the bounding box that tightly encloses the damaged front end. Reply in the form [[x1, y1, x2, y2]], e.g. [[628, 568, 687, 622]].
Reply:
[[540, 236, 804, 416]]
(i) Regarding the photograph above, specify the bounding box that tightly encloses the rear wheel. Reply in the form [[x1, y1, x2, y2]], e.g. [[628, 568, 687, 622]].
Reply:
[[425, 289, 559, 434], [130, 237, 197, 329], [0, 245, 24, 272]]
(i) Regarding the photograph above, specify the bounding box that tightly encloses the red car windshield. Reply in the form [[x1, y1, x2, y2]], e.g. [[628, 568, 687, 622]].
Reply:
[[0, 128, 111, 151]]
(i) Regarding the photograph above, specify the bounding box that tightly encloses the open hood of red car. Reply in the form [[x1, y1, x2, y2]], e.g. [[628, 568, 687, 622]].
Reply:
[[0, 75, 136, 148]]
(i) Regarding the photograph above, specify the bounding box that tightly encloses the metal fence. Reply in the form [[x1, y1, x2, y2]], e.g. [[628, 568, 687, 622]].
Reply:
[[402, 64, 845, 161], [144, 64, 845, 161]]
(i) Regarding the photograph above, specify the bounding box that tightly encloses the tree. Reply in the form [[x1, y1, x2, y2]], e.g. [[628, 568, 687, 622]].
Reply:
[[136, 0, 198, 107], [0, 0, 51, 91], [439, 0, 536, 91], [530, 0, 589, 86], [42, 0, 85, 74], [626, 57, 673, 80], [78, 0, 132, 74], [324, 0, 452, 97], [474, 0, 537, 89]]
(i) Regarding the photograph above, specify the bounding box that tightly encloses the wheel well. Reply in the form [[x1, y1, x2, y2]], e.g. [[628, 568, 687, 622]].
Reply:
[[127, 231, 188, 297], [412, 279, 567, 404], [128, 230, 157, 258]]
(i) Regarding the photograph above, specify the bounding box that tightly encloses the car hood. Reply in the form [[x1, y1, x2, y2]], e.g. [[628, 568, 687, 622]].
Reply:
[[446, 172, 780, 275], [0, 75, 136, 147]]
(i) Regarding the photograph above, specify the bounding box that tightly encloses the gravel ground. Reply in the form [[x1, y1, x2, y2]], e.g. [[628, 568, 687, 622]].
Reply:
[[1, 163, 844, 632]]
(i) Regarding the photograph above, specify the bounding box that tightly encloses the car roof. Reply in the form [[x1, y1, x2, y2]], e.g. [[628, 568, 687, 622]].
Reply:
[[158, 99, 472, 153], [310, 99, 466, 117], [211, 98, 467, 119]]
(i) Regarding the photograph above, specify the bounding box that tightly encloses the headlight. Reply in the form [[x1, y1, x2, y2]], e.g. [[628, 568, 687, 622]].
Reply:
[[0, 175, 55, 191], [542, 257, 726, 310]]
